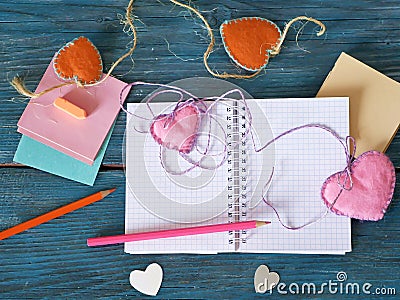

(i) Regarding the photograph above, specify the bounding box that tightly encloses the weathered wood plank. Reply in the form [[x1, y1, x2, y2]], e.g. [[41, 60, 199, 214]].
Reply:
[[0, 169, 398, 298], [1, 1, 400, 165], [1, 1, 400, 298]]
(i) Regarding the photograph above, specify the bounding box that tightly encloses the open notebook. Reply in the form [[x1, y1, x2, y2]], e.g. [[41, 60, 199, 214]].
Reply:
[[125, 98, 352, 254]]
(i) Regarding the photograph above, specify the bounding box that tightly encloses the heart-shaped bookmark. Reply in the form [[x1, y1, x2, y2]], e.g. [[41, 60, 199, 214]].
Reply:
[[150, 102, 200, 153], [221, 17, 282, 71], [53, 36, 103, 84], [322, 151, 396, 221]]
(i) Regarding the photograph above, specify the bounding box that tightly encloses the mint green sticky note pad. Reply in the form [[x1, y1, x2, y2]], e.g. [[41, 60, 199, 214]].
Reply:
[[13, 127, 113, 186]]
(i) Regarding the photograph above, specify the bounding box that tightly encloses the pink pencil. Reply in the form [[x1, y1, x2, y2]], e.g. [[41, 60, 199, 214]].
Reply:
[[87, 220, 270, 247]]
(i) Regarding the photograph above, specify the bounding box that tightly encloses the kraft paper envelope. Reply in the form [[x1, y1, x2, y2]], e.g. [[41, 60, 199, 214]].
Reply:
[[317, 52, 400, 156]]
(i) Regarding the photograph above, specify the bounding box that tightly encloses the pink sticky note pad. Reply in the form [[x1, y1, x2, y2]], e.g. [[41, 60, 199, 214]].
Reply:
[[17, 59, 130, 165]]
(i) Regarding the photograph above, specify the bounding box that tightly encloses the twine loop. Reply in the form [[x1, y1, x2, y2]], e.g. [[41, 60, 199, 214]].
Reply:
[[11, 0, 137, 99], [171, 1, 326, 79], [270, 16, 326, 56], [337, 136, 356, 191]]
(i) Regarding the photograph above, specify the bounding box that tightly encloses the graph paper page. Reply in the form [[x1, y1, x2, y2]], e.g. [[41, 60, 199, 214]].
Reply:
[[124, 98, 351, 254], [124, 102, 233, 254], [240, 98, 351, 254]]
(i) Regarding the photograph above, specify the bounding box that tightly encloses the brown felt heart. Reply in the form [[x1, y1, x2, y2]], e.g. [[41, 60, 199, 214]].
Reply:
[[53, 36, 103, 84], [220, 17, 282, 71]]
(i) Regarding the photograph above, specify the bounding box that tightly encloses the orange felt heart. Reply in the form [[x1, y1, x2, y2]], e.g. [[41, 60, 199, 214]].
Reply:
[[220, 17, 281, 71], [53, 36, 103, 84]]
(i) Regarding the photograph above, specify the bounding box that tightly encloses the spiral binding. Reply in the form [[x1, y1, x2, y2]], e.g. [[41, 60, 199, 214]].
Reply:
[[226, 104, 236, 246], [227, 102, 248, 248], [238, 103, 249, 244]]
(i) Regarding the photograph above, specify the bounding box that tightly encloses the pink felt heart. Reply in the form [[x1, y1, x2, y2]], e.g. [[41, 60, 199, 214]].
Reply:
[[321, 151, 396, 221], [150, 103, 200, 153]]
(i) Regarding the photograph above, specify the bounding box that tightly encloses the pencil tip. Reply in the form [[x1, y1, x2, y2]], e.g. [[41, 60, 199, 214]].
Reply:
[[101, 188, 117, 198], [256, 221, 271, 227]]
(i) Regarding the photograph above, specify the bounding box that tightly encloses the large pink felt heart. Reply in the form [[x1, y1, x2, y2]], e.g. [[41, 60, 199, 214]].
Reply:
[[150, 103, 200, 153], [321, 151, 396, 221]]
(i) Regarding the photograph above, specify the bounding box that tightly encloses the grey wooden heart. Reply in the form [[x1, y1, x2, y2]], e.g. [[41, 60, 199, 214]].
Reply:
[[254, 265, 280, 293]]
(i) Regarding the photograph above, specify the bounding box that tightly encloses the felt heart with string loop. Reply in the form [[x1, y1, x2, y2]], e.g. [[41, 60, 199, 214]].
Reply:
[[321, 151, 396, 221], [220, 17, 282, 71], [150, 102, 200, 153], [53, 36, 103, 84]]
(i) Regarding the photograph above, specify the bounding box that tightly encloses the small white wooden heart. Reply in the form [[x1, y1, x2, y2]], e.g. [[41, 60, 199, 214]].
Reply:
[[254, 265, 280, 293], [129, 263, 163, 296]]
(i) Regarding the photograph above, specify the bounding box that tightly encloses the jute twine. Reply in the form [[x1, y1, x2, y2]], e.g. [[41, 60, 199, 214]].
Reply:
[[170, 0, 326, 79], [11, 0, 137, 98], [11, 0, 327, 98]]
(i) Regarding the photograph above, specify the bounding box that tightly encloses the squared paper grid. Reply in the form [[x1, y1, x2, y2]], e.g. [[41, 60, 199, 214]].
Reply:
[[240, 98, 351, 254], [125, 102, 232, 254], [124, 98, 351, 254]]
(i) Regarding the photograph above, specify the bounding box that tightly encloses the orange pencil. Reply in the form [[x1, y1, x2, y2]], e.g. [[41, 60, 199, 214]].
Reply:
[[0, 188, 116, 241]]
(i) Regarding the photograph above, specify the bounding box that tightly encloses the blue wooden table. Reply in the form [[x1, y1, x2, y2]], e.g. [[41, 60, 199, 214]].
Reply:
[[1, 1, 399, 298]]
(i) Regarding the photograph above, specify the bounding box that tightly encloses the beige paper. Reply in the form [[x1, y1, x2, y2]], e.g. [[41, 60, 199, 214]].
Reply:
[[317, 52, 400, 156]]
